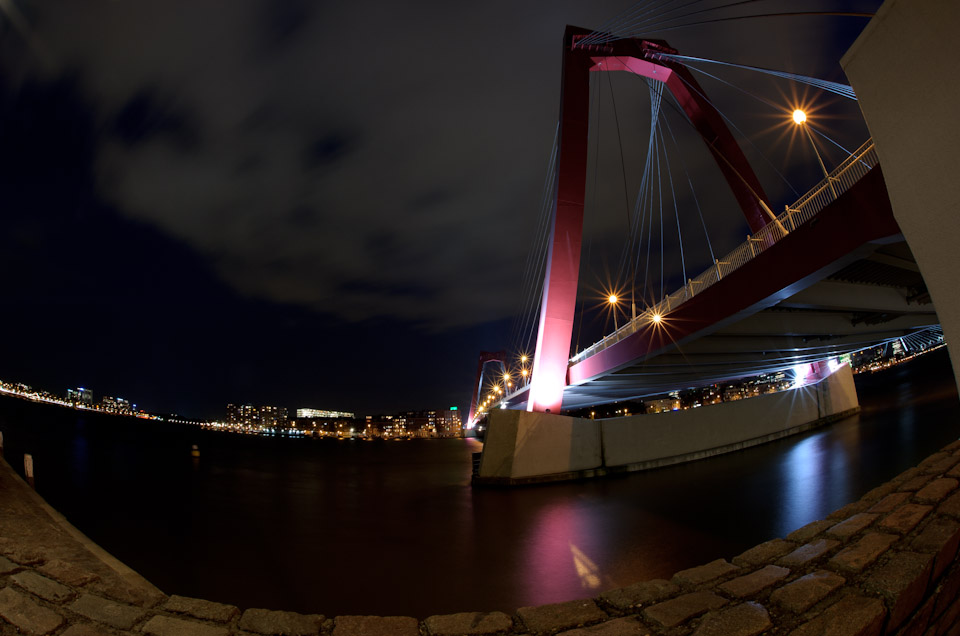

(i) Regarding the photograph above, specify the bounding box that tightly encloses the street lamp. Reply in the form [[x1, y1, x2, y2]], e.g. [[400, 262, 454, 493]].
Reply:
[[792, 109, 836, 197], [608, 294, 619, 330]]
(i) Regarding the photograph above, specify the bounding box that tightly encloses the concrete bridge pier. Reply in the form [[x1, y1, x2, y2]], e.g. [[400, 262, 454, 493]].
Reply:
[[475, 363, 860, 485]]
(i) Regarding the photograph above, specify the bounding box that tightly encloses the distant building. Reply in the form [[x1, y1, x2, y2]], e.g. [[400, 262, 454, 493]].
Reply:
[[397, 409, 462, 438], [297, 408, 355, 419], [645, 398, 680, 414], [101, 396, 133, 415], [67, 387, 93, 406], [226, 404, 288, 430]]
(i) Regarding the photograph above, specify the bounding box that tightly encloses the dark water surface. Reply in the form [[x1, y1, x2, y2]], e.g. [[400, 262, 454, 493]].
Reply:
[[1, 350, 959, 618]]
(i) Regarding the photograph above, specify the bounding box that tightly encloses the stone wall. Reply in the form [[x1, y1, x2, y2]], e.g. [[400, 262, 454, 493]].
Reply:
[[4, 437, 960, 634]]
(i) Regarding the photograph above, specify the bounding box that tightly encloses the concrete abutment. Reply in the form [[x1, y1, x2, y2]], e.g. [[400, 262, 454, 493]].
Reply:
[[476, 363, 859, 486]]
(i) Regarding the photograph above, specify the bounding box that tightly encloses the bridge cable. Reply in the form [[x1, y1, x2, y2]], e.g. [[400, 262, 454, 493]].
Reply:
[[664, 62, 802, 197], [659, 108, 718, 270], [580, 0, 701, 47], [617, 77, 660, 291], [585, 1, 874, 44], [658, 118, 688, 290], [604, 70, 639, 314], [658, 53, 856, 100], [509, 126, 560, 358]]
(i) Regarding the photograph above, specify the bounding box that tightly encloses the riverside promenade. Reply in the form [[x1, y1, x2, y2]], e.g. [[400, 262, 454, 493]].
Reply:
[[4, 442, 960, 636]]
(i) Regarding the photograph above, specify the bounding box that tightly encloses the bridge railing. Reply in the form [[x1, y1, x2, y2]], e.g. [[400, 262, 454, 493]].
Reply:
[[570, 139, 878, 364]]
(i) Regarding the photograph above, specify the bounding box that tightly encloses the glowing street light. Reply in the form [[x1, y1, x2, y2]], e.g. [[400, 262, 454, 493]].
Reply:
[[608, 294, 619, 330], [651, 313, 662, 324], [792, 108, 836, 196]]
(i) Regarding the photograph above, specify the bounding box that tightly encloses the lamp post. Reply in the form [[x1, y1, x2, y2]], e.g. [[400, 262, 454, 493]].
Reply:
[[608, 294, 619, 330], [792, 109, 836, 197]]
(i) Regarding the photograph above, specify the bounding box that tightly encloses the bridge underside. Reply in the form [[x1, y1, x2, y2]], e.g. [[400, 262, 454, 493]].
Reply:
[[503, 167, 938, 412]]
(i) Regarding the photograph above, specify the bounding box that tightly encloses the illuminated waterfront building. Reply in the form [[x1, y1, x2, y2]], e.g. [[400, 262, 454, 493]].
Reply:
[[226, 404, 288, 430], [101, 396, 132, 414], [297, 408, 355, 419], [66, 387, 93, 406]]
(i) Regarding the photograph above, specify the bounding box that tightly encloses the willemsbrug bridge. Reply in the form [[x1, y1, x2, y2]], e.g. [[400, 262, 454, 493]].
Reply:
[[468, 21, 937, 429]]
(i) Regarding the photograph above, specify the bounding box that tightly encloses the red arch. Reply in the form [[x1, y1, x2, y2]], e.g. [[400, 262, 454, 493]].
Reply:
[[528, 26, 773, 414]]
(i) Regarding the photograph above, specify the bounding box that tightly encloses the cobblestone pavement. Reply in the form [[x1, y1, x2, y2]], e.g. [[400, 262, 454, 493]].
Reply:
[[4, 441, 960, 635]]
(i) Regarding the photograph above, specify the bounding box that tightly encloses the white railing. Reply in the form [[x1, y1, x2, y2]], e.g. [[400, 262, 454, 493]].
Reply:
[[570, 138, 879, 364]]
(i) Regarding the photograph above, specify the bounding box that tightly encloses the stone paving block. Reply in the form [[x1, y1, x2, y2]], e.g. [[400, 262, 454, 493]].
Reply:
[[867, 492, 912, 514], [893, 467, 923, 484], [827, 513, 878, 539], [940, 491, 960, 519], [939, 599, 960, 636], [786, 595, 885, 636], [945, 440, 960, 453], [828, 500, 872, 520], [769, 570, 846, 613], [899, 474, 937, 492], [0, 555, 19, 575], [911, 518, 960, 581], [556, 617, 647, 636], [240, 608, 324, 635], [921, 454, 960, 476], [862, 551, 933, 632], [778, 539, 840, 567], [786, 520, 834, 543], [0, 586, 64, 635], [879, 503, 932, 534], [920, 452, 952, 471], [60, 623, 119, 636], [163, 595, 239, 623], [332, 615, 420, 636], [643, 591, 727, 628], [899, 593, 936, 636], [69, 594, 147, 630], [424, 611, 512, 635], [141, 615, 231, 636], [933, 562, 960, 619], [861, 480, 900, 503], [732, 539, 796, 567], [517, 599, 607, 634], [692, 602, 771, 636], [827, 533, 899, 573], [11, 571, 73, 603], [599, 579, 679, 610], [939, 600, 960, 636], [948, 461, 960, 479], [86, 578, 164, 608], [718, 565, 790, 598], [916, 478, 959, 504], [672, 559, 740, 588], [36, 559, 99, 587]]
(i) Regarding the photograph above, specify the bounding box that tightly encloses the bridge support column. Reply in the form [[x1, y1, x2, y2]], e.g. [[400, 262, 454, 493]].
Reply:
[[528, 26, 593, 414], [842, 0, 960, 394]]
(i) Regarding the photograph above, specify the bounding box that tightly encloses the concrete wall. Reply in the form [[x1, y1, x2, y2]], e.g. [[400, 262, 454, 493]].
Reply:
[[478, 409, 602, 481], [477, 364, 859, 484], [841, 0, 960, 392]]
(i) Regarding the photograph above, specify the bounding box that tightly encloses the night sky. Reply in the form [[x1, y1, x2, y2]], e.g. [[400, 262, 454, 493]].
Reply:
[[0, 1, 879, 418]]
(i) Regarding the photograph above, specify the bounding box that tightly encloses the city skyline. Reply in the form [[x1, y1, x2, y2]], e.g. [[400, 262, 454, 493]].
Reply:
[[0, 1, 879, 419]]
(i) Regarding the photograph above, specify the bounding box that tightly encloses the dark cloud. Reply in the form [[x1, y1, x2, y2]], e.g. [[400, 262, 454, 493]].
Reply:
[[301, 131, 356, 170], [0, 0, 882, 414], [112, 88, 200, 151]]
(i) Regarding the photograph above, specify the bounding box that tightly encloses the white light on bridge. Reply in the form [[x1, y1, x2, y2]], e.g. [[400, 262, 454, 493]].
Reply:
[[792, 109, 807, 124]]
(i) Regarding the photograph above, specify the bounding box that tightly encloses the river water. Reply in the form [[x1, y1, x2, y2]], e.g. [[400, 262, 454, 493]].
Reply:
[[1, 349, 958, 618]]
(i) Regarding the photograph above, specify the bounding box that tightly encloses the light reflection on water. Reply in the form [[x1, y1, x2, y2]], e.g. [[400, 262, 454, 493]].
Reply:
[[0, 350, 957, 618]]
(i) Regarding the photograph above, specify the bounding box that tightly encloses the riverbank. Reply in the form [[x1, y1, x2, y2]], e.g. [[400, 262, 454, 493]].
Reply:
[[4, 434, 960, 634]]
